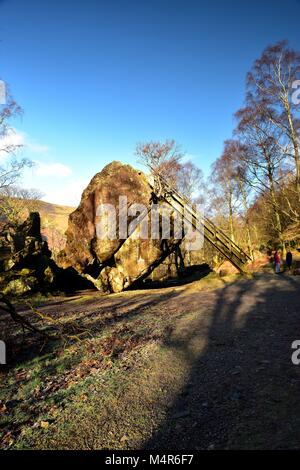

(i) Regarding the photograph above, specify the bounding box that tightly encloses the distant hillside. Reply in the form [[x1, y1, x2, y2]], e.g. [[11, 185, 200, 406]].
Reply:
[[38, 200, 75, 233], [37, 200, 75, 253]]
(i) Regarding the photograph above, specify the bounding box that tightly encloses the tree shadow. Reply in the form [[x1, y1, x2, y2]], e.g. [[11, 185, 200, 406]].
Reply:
[[136, 264, 211, 290], [145, 274, 300, 449], [0, 288, 182, 370]]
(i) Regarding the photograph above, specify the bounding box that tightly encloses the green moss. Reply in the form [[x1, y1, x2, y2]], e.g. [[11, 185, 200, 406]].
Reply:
[[3, 276, 37, 296]]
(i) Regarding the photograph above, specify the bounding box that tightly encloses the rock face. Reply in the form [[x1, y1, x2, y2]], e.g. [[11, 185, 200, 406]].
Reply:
[[58, 161, 185, 292], [0, 212, 93, 296], [97, 215, 183, 292], [58, 161, 152, 274]]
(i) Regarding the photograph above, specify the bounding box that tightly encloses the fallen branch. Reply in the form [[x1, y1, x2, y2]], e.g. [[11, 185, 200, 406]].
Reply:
[[0, 293, 49, 338], [26, 302, 93, 343]]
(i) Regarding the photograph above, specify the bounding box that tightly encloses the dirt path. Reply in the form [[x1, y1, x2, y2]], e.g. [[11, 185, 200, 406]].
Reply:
[[1, 273, 300, 449], [146, 273, 300, 449]]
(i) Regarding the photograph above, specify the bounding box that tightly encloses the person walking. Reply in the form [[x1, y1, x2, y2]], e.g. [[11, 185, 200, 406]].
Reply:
[[274, 250, 281, 274], [286, 250, 293, 271]]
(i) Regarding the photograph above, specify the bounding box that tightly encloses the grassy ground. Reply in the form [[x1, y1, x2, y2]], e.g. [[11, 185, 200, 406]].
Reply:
[[0, 273, 239, 449], [1, 267, 300, 449]]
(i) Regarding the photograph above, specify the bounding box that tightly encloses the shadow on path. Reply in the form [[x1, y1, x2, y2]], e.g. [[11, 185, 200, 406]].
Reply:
[[145, 274, 300, 449]]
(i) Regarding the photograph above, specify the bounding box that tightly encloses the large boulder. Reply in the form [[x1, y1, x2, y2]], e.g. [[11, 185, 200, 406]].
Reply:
[[97, 214, 183, 292], [57, 161, 152, 275], [58, 161, 185, 292]]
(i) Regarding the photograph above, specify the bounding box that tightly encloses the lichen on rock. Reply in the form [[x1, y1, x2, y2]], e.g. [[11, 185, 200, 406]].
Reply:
[[57, 161, 185, 293], [0, 212, 93, 296]]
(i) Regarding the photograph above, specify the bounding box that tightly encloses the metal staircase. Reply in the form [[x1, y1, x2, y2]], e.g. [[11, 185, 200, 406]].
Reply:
[[150, 173, 251, 274]]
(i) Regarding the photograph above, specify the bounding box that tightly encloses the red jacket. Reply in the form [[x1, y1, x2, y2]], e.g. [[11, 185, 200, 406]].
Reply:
[[274, 252, 280, 264]]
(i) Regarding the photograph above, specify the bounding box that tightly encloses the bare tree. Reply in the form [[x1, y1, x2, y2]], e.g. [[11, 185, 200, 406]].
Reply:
[[0, 86, 32, 189], [219, 140, 255, 259], [246, 41, 300, 200], [177, 160, 203, 201], [0, 186, 43, 228], [135, 140, 204, 202], [0, 84, 32, 195], [235, 103, 287, 253], [0, 83, 38, 228], [135, 139, 183, 194], [210, 145, 241, 243]]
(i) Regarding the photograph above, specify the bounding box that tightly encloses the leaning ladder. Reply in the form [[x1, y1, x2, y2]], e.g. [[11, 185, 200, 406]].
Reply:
[[149, 171, 251, 274]]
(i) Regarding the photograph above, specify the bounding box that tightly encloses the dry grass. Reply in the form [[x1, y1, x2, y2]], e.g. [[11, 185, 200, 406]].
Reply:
[[1, 265, 300, 450]]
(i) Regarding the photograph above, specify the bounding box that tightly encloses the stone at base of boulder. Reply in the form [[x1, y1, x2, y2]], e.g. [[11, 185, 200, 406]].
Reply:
[[100, 267, 127, 293], [84, 268, 126, 293], [3, 277, 38, 296]]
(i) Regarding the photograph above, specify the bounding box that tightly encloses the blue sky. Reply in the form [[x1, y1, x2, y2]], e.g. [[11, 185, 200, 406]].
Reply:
[[1, 0, 300, 205]]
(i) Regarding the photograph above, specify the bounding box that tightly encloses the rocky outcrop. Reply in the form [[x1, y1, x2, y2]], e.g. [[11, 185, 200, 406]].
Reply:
[[57, 161, 152, 275], [58, 161, 185, 293], [0, 212, 93, 296], [97, 216, 183, 292]]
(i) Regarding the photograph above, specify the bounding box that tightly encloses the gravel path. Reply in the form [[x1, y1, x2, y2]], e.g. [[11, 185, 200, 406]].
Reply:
[[144, 273, 300, 449]]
